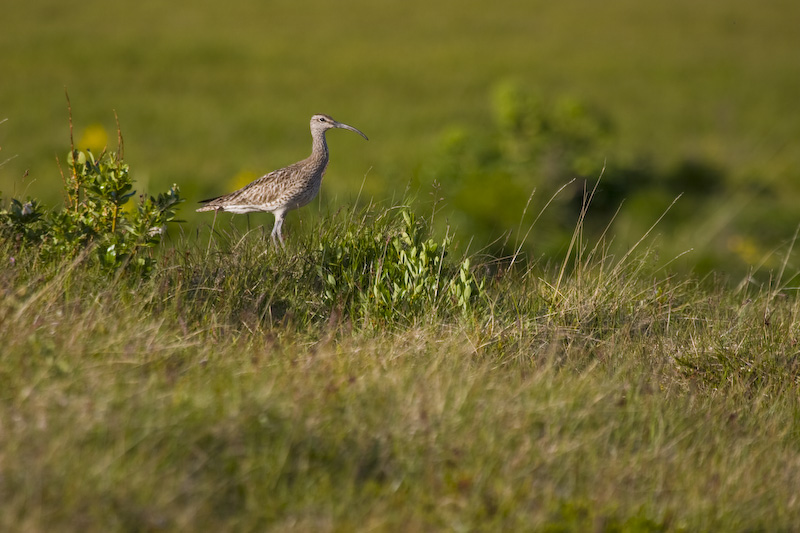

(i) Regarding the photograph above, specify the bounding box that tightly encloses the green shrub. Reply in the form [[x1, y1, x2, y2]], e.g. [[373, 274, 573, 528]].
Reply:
[[424, 82, 739, 272], [317, 207, 483, 325], [1, 114, 182, 274]]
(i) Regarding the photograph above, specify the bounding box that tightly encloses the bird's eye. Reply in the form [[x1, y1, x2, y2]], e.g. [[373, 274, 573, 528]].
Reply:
[[318, 117, 326, 122]]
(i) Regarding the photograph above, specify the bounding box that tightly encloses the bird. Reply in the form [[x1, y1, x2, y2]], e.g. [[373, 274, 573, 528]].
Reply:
[[197, 114, 368, 247]]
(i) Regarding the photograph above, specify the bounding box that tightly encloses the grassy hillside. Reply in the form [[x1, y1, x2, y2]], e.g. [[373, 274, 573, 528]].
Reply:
[[2, 193, 800, 530]]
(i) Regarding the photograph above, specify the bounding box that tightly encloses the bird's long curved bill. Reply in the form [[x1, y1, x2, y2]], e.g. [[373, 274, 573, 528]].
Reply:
[[335, 121, 369, 140]]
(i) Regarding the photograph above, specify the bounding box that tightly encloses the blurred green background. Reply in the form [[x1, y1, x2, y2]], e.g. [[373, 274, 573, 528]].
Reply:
[[2, 0, 799, 278]]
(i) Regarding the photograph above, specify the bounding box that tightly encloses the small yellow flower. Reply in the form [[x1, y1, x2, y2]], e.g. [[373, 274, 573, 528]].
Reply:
[[78, 123, 108, 153]]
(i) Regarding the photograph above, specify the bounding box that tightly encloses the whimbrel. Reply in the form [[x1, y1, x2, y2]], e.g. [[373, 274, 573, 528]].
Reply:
[[197, 114, 368, 246]]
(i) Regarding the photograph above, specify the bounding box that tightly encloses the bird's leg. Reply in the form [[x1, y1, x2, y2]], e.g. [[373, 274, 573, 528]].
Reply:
[[271, 212, 286, 249]]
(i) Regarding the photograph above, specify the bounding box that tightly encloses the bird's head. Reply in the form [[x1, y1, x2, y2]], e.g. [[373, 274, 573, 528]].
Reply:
[[310, 114, 368, 140]]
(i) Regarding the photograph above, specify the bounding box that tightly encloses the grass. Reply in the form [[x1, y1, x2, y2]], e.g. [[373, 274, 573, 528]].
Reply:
[[3, 1, 800, 528], [3, 0, 800, 280], [3, 203, 800, 531], [3, 0, 800, 206], [3, 0, 800, 282]]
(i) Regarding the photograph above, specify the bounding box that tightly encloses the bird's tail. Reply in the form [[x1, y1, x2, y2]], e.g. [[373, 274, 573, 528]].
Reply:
[[196, 196, 222, 212]]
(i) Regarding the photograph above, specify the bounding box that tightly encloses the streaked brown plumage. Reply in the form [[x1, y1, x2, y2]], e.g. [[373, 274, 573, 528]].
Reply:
[[197, 114, 368, 246]]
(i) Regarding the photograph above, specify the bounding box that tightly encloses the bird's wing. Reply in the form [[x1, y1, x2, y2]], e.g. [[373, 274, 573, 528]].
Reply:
[[198, 163, 302, 207]]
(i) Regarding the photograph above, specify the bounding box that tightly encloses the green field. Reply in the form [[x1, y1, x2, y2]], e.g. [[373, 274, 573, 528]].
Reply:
[[3, 1, 800, 530], [3, 0, 800, 273]]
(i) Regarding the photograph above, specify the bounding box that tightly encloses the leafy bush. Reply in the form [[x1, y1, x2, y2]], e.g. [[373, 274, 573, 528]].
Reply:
[[425, 82, 615, 257], [1, 113, 182, 274], [424, 82, 738, 271], [317, 207, 483, 325]]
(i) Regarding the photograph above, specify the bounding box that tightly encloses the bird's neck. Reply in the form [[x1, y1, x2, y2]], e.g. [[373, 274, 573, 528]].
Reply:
[[310, 131, 329, 166]]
